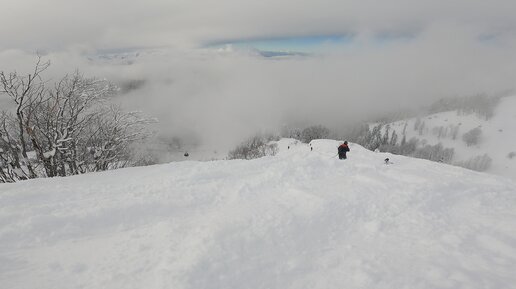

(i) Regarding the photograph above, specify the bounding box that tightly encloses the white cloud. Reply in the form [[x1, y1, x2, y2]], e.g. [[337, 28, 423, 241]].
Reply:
[[1, 0, 516, 50], [1, 0, 516, 148]]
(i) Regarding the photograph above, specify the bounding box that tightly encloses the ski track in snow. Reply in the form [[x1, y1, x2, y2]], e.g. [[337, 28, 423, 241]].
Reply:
[[1, 139, 516, 289]]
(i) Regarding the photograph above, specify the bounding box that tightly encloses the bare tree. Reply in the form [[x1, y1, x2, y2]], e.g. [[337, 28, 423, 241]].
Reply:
[[83, 105, 154, 171], [0, 58, 154, 182], [300, 125, 330, 143], [0, 111, 18, 182], [455, 154, 492, 172], [28, 73, 118, 176], [0, 56, 49, 179], [228, 134, 278, 160], [462, 127, 482, 146]]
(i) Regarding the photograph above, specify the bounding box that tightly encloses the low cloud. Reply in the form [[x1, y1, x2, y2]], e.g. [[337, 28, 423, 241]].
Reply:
[[1, 0, 516, 151]]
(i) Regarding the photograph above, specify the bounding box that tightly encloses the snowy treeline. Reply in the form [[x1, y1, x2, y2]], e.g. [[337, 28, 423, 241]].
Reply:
[[454, 154, 492, 172], [427, 94, 502, 120], [227, 134, 279, 160], [279, 122, 457, 166], [0, 59, 153, 182], [354, 122, 494, 171], [280, 125, 331, 143], [299, 125, 330, 143], [353, 124, 455, 164], [413, 118, 462, 141], [368, 94, 503, 125], [231, 118, 495, 173]]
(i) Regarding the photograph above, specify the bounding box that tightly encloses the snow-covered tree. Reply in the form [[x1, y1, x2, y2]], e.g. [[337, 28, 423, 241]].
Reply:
[[280, 125, 302, 140], [80, 105, 154, 172], [228, 134, 278, 160], [364, 124, 383, 151], [400, 134, 407, 147], [0, 57, 49, 179], [0, 58, 154, 182], [411, 142, 454, 163], [390, 130, 398, 146], [418, 121, 425, 136], [382, 125, 390, 145], [300, 125, 330, 143]]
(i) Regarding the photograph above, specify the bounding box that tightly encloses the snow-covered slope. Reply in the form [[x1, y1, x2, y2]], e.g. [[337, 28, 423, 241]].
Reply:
[[1, 139, 516, 289], [384, 96, 516, 180]]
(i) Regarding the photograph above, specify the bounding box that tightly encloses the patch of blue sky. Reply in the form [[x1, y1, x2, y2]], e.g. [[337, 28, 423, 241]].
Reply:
[[209, 35, 354, 53], [477, 32, 508, 46]]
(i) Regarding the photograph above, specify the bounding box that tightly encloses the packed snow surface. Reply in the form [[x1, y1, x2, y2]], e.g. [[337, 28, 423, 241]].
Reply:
[[1, 139, 516, 289]]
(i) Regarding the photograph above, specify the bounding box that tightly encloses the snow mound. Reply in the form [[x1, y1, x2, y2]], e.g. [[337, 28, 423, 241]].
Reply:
[[1, 139, 516, 289]]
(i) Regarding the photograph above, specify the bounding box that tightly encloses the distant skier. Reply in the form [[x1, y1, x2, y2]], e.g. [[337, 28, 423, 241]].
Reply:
[[338, 141, 350, 160]]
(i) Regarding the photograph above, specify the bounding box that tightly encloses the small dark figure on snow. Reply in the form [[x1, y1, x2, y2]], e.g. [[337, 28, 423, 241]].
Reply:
[[338, 141, 350, 160], [384, 158, 390, 164], [184, 152, 189, 157], [311, 147, 313, 151]]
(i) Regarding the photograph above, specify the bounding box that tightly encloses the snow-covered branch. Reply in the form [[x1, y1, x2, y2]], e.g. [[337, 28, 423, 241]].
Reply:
[[0, 59, 154, 181]]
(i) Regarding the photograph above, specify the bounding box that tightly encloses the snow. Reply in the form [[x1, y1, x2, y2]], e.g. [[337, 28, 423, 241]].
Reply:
[[384, 95, 516, 180], [43, 148, 56, 159], [25, 151, 37, 160], [1, 139, 516, 289]]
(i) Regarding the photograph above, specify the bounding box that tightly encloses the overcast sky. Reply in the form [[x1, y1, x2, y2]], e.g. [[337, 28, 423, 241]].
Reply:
[[1, 0, 516, 148], [1, 0, 516, 51]]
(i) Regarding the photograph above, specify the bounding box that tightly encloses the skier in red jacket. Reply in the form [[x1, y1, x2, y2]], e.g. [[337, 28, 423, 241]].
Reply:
[[338, 141, 350, 160]]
